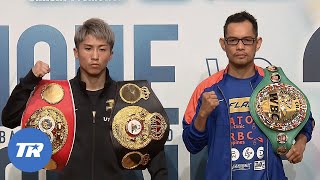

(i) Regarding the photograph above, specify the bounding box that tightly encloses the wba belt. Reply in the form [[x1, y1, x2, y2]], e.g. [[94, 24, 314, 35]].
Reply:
[[249, 65, 310, 156], [110, 80, 169, 170], [21, 80, 75, 171]]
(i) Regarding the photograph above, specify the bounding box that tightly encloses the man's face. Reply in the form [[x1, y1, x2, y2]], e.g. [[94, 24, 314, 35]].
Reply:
[[220, 20, 262, 68], [74, 34, 112, 77]]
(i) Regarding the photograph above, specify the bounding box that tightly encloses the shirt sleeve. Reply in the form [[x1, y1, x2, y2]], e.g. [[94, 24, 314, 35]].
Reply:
[[182, 92, 208, 154], [147, 150, 168, 180], [1, 69, 42, 128], [297, 112, 315, 142]]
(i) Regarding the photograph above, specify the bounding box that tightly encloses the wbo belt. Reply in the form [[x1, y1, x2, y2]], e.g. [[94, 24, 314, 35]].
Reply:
[[249, 65, 310, 156], [21, 80, 75, 171], [110, 80, 169, 170]]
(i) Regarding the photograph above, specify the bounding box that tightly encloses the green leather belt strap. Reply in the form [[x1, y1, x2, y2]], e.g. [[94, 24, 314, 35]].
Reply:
[[249, 65, 310, 156]]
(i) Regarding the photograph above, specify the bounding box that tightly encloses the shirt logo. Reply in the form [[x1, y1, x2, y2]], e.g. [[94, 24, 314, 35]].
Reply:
[[232, 163, 252, 171], [229, 97, 250, 113], [8, 128, 52, 172], [231, 148, 240, 161], [103, 117, 110, 122], [242, 147, 254, 160], [254, 160, 266, 171]]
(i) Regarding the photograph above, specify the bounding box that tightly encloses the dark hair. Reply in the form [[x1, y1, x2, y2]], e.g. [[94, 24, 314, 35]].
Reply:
[[223, 11, 258, 37], [74, 18, 115, 50]]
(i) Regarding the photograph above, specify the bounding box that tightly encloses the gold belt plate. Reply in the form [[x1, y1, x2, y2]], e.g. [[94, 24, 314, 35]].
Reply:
[[41, 83, 65, 104], [26, 106, 68, 154], [112, 106, 167, 150], [119, 83, 150, 104], [255, 83, 308, 131]]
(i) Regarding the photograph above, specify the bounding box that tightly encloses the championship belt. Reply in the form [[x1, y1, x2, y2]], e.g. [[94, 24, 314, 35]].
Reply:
[[21, 80, 75, 171], [249, 65, 310, 156], [110, 80, 169, 170]]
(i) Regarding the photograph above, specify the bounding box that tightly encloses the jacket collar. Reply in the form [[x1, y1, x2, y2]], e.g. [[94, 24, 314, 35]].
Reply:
[[219, 64, 264, 88], [75, 67, 113, 93]]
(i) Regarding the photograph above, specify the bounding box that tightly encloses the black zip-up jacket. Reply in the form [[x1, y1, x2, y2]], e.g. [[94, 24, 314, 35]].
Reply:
[[1, 68, 168, 180]]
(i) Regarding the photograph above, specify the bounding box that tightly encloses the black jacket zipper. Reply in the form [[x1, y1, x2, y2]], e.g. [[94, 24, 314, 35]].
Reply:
[[92, 111, 96, 180]]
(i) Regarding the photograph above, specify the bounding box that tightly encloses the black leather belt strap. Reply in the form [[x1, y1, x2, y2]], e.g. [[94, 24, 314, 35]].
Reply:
[[110, 80, 169, 170]]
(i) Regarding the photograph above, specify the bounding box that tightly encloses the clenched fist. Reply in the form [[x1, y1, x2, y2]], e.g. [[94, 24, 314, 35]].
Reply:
[[194, 91, 220, 132], [198, 91, 220, 119], [32, 61, 50, 78]]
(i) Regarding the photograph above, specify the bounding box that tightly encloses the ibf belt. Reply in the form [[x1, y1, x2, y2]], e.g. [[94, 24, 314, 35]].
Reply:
[[110, 80, 169, 170], [21, 80, 75, 171], [249, 66, 310, 156]]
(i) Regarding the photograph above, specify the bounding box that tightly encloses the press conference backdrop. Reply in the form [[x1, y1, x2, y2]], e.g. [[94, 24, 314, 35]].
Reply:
[[1, 0, 320, 180]]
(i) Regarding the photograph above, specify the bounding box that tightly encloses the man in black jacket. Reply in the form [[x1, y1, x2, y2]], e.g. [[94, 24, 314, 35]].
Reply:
[[2, 18, 168, 180]]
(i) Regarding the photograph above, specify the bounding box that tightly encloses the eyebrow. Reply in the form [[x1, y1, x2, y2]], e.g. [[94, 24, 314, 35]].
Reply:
[[83, 44, 109, 47], [226, 36, 255, 39]]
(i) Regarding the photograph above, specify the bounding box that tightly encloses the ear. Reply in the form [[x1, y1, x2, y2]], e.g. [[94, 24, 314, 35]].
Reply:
[[108, 53, 113, 62], [219, 38, 226, 52], [255, 37, 262, 52], [73, 48, 79, 59]]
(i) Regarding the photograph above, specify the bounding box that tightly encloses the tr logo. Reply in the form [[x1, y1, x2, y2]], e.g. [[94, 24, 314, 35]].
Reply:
[[16, 143, 44, 157], [8, 128, 52, 172]]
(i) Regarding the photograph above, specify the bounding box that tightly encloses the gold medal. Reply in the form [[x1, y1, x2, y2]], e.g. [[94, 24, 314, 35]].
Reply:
[[121, 151, 150, 169], [270, 72, 281, 83], [119, 83, 150, 104], [276, 146, 287, 155], [112, 106, 168, 150], [26, 106, 68, 154], [41, 83, 65, 104], [277, 133, 288, 144], [112, 106, 151, 150], [255, 83, 308, 131]]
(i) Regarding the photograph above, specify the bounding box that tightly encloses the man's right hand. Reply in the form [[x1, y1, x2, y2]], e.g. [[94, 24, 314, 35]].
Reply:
[[194, 91, 220, 132], [32, 61, 50, 78], [198, 91, 220, 119]]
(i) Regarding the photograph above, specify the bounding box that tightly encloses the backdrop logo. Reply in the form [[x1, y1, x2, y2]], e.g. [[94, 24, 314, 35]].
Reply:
[[7, 128, 52, 172]]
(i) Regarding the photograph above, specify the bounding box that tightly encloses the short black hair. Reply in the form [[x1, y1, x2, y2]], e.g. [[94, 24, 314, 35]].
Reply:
[[223, 11, 258, 37]]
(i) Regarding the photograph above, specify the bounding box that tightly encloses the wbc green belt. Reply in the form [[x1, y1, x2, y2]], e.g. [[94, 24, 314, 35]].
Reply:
[[249, 65, 310, 156]]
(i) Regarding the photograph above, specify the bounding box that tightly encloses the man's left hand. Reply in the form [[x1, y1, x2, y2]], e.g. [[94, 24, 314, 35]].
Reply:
[[285, 134, 307, 164]]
